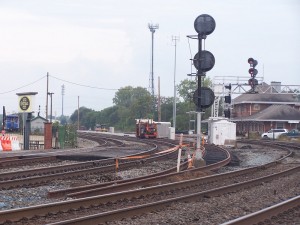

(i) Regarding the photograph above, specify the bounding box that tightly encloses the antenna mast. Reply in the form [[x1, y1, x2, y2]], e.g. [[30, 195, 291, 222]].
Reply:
[[148, 23, 159, 97]]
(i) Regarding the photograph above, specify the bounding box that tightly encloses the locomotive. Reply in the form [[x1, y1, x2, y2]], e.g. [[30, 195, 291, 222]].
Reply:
[[95, 124, 108, 132], [136, 119, 157, 138], [3, 114, 20, 132]]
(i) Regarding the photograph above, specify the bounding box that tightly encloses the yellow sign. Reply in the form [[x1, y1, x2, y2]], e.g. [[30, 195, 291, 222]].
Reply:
[[16, 92, 37, 113], [18, 95, 34, 112]]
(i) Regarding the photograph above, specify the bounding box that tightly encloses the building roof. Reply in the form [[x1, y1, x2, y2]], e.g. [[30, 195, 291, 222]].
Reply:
[[233, 82, 300, 105], [233, 93, 300, 105], [31, 115, 48, 122], [232, 105, 300, 122]]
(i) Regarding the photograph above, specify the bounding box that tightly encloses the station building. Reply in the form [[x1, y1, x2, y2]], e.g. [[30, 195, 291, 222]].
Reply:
[[231, 82, 300, 135], [30, 114, 48, 134]]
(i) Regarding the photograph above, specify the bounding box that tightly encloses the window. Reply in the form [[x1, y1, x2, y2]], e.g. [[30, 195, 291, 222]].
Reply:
[[276, 122, 284, 129], [253, 104, 260, 110]]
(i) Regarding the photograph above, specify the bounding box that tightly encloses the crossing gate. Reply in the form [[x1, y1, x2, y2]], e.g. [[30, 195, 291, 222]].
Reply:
[[0, 136, 21, 151]]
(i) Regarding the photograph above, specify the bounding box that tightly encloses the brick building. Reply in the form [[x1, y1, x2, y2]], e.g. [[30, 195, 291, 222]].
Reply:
[[231, 82, 300, 135]]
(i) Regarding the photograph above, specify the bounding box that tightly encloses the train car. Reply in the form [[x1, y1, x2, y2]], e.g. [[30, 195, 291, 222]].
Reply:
[[136, 119, 157, 138], [95, 124, 108, 132], [4, 114, 20, 132]]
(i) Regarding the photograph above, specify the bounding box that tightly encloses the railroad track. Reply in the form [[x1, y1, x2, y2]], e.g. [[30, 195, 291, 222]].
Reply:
[[1, 135, 297, 224], [238, 138, 300, 150], [222, 195, 300, 225], [0, 144, 296, 224], [78, 132, 127, 147], [0, 136, 181, 190], [0, 134, 124, 169], [0, 155, 59, 168], [48, 145, 230, 198], [46, 166, 300, 225]]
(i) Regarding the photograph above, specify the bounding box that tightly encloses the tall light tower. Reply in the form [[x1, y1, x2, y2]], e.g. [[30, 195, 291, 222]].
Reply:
[[172, 35, 179, 131], [148, 23, 159, 97]]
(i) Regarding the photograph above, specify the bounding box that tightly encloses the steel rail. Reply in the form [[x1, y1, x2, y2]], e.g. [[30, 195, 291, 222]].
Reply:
[[0, 156, 58, 168], [0, 143, 179, 190], [48, 159, 188, 198], [58, 136, 289, 200], [0, 138, 160, 182], [238, 139, 300, 150], [66, 146, 231, 198], [0, 160, 97, 181], [45, 165, 300, 225], [0, 150, 294, 223], [0, 156, 23, 162], [221, 195, 300, 225], [48, 145, 229, 198], [0, 146, 231, 222]]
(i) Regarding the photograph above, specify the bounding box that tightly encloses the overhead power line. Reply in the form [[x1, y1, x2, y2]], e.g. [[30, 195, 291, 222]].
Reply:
[[50, 75, 119, 91], [0, 73, 137, 96], [0, 75, 46, 95]]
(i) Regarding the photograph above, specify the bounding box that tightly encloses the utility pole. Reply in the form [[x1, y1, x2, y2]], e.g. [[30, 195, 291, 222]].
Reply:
[[172, 35, 179, 131], [46, 72, 49, 121], [77, 96, 80, 130], [61, 84, 65, 116], [48, 92, 54, 123], [158, 76, 161, 122]]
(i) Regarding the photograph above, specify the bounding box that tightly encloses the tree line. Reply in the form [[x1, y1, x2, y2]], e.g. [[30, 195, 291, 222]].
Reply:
[[69, 77, 221, 132]]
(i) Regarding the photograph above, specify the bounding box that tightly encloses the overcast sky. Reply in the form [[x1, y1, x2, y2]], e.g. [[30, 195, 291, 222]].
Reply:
[[0, 0, 299, 117]]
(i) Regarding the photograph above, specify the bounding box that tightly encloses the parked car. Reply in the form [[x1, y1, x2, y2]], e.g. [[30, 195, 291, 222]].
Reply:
[[261, 129, 288, 139], [280, 129, 300, 138]]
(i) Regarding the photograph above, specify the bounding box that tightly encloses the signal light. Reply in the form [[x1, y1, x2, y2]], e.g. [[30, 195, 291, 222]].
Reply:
[[225, 95, 231, 104], [248, 58, 258, 67], [225, 83, 231, 90], [248, 57, 258, 77], [248, 68, 258, 77], [248, 78, 258, 89], [224, 109, 230, 118], [248, 57, 258, 92]]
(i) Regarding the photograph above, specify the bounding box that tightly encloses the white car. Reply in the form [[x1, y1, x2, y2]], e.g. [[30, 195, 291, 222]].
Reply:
[[261, 129, 288, 139]]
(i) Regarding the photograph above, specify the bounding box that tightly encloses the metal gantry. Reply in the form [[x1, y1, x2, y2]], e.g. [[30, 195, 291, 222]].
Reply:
[[211, 75, 300, 117]]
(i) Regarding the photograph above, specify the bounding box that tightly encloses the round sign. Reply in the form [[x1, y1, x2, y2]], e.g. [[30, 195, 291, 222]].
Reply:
[[19, 96, 30, 111], [194, 14, 216, 35], [193, 50, 215, 72], [193, 87, 215, 109]]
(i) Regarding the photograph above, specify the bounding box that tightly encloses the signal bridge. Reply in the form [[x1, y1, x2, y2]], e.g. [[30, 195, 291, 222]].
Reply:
[[211, 75, 300, 118]]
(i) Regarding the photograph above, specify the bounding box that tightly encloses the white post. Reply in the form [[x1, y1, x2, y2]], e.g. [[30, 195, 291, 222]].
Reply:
[[196, 111, 202, 158], [177, 133, 183, 172]]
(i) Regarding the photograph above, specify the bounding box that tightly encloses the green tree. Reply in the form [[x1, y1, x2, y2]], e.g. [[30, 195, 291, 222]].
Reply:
[[70, 107, 95, 129], [177, 78, 197, 102], [113, 86, 134, 107], [113, 86, 152, 131], [113, 86, 151, 108], [177, 77, 213, 101], [176, 101, 195, 131], [58, 115, 69, 125], [176, 76, 214, 124], [160, 97, 173, 122], [68, 77, 216, 133]]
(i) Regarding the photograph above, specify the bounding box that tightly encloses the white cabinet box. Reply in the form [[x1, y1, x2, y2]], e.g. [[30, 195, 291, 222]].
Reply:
[[208, 118, 236, 146]]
